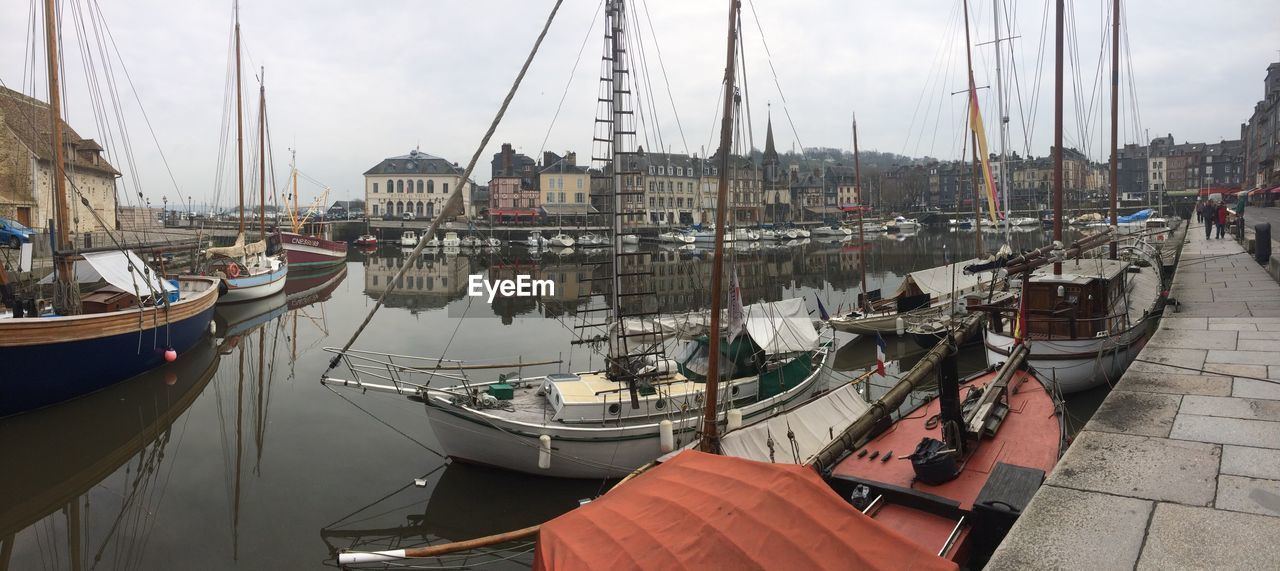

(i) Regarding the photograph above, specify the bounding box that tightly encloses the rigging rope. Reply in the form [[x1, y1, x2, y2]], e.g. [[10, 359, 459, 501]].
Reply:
[[325, 0, 565, 375]]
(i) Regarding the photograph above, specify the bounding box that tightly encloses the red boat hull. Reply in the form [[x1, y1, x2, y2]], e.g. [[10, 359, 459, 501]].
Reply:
[[280, 232, 347, 268]]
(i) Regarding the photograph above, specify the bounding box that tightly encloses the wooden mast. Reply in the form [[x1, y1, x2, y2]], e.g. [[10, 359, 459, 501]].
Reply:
[[235, 1, 245, 238], [994, 0, 1011, 240], [698, 0, 740, 453], [962, 0, 983, 253], [44, 0, 80, 315], [1053, 0, 1064, 275], [258, 68, 266, 241], [1108, 0, 1120, 259], [853, 112, 868, 312]]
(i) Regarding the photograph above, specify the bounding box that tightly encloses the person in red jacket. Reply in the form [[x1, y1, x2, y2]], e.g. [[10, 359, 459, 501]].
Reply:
[[1216, 203, 1229, 239]]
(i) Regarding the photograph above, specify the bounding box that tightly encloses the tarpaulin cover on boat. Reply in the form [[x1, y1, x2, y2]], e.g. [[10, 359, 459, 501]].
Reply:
[[532, 451, 957, 571], [40, 250, 175, 295], [204, 232, 267, 258], [621, 298, 819, 355], [896, 259, 985, 300], [716, 381, 871, 464]]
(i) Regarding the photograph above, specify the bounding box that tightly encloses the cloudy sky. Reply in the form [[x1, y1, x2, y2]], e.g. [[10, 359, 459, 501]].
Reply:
[[2, 0, 1276, 210]]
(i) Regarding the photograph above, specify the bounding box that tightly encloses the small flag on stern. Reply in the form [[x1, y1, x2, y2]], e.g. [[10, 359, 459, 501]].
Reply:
[[874, 333, 887, 377]]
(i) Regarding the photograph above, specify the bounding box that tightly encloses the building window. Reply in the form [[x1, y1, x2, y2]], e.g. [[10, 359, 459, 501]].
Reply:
[[546, 192, 554, 204], [373, 183, 379, 193], [559, 192, 565, 203], [417, 180, 424, 193], [658, 166, 665, 175], [443, 183, 449, 194], [372, 204, 379, 216], [577, 178, 583, 189], [416, 202, 423, 215], [397, 180, 404, 193], [575, 192, 584, 203], [648, 166, 655, 175], [649, 181, 655, 193], [396, 201, 404, 214], [427, 180, 434, 193]]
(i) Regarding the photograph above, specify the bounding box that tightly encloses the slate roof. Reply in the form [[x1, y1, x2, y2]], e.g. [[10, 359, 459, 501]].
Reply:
[[363, 149, 464, 176], [0, 86, 120, 177]]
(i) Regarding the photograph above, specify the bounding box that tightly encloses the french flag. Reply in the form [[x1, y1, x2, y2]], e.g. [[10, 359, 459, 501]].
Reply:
[[874, 333, 887, 377]]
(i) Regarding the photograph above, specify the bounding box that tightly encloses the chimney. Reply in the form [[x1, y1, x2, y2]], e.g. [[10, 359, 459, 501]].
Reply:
[[566, 152, 576, 167], [543, 151, 559, 169], [501, 143, 514, 176]]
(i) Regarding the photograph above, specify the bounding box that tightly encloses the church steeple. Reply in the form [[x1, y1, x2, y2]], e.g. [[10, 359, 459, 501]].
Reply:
[[763, 105, 779, 183]]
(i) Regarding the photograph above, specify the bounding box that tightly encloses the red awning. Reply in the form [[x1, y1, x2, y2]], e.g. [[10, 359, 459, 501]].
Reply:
[[533, 451, 957, 571], [488, 208, 539, 217], [841, 205, 871, 212]]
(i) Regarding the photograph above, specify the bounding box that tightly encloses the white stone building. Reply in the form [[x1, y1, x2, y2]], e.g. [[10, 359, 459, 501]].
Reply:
[[363, 149, 474, 220]]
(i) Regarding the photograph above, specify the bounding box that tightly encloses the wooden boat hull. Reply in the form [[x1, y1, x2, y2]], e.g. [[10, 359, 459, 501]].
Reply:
[[0, 276, 219, 417], [280, 231, 348, 268], [984, 317, 1156, 394], [422, 345, 833, 479]]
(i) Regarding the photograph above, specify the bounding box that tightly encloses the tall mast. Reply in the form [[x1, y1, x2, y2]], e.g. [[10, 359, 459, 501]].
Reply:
[[44, 0, 80, 315], [1053, 0, 1064, 275], [853, 112, 868, 312], [235, 1, 245, 237], [608, 0, 626, 378], [291, 149, 300, 233], [258, 68, 266, 241], [699, 0, 740, 453], [1108, 0, 1119, 259], [963, 0, 983, 253], [994, 0, 1010, 240]]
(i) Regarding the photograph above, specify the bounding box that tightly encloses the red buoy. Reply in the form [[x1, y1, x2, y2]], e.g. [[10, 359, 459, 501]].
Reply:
[[164, 349, 178, 362]]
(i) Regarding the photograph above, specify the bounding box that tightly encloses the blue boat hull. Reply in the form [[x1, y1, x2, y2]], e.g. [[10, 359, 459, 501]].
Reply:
[[0, 305, 216, 417]]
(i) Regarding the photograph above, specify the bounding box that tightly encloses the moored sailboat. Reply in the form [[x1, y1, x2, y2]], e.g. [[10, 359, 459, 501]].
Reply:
[[0, 0, 219, 417], [279, 152, 348, 268]]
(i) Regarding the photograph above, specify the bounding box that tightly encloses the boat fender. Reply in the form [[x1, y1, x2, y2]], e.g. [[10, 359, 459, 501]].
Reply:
[[164, 348, 177, 362], [538, 435, 552, 470], [895, 317, 906, 336], [227, 263, 241, 278], [726, 409, 743, 431], [659, 420, 674, 452]]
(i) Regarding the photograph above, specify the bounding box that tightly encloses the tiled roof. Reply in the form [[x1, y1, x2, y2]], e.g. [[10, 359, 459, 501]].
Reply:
[[0, 86, 121, 177]]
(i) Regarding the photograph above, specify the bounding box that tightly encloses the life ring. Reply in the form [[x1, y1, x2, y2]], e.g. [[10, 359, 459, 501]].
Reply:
[[227, 263, 241, 278]]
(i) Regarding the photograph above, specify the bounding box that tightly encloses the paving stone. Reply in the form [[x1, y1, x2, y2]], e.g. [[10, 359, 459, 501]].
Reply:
[[1238, 339, 1280, 351], [1085, 391, 1180, 437], [1170, 414, 1280, 449], [1180, 395, 1280, 422], [1179, 302, 1251, 317], [1159, 317, 1207, 330], [1239, 330, 1280, 340], [1134, 347, 1207, 369], [1221, 445, 1280, 480], [1206, 349, 1280, 366], [1203, 363, 1269, 378], [1208, 321, 1260, 331], [1149, 329, 1237, 350], [1259, 321, 1280, 331], [1233, 378, 1280, 400], [986, 486, 1150, 571], [1140, 504, 1280, 570], [1048, 431, 1218, 505], [1216, 474, 1280, 517], [1115, 372, 1231, 397]]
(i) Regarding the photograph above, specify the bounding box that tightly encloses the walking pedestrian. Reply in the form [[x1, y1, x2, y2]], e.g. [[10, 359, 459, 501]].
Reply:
[[1196, 200, 1204, 224], [1204, 201, 1215, 240], [1216, 202, 1229, 239]]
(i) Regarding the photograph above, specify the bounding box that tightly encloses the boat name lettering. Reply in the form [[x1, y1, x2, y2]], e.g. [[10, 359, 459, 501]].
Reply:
[[289, 237, 321, 247], [467, 274, 555, 303]]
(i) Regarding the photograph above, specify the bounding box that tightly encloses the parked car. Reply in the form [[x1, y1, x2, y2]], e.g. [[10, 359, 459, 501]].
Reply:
[[0, 217, 33, 249], [402, 212, 416, 221]]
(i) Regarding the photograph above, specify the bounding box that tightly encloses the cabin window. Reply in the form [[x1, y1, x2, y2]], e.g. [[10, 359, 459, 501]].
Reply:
[[608, 403, 620, 415]]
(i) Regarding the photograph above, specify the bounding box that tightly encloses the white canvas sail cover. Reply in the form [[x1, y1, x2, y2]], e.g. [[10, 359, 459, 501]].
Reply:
[[204, 232, 267, 258], [40, 250, 176, 295], [694, 381, 871, 465], [743, 298, 819, 355], [895, 258, 985, 300], [620, 298, 819, 355]]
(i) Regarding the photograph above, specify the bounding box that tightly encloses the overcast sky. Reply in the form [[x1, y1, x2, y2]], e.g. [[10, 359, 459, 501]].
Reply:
[[2, 0, 1276, 210]]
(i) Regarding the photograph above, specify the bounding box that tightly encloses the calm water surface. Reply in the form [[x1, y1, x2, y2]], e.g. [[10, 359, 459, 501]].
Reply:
[[0, 227, 1109, 569]]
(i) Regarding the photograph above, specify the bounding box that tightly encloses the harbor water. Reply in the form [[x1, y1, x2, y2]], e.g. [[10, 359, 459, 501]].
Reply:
[[0, 226, 1109, 569]]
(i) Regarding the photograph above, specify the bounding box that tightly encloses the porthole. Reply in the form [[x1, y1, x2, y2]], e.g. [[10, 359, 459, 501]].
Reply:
[[655, 399, 666, 410], [608, 403, 621, 415], [731, 385, 740, 396]]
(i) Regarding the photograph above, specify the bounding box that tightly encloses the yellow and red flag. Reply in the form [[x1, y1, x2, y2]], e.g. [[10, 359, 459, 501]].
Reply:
[[968, 82, 1002, 224]]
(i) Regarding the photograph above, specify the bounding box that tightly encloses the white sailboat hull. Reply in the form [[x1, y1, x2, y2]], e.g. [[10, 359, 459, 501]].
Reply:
[[423, 345, 833, 479], [984, 318, 1156, 394]]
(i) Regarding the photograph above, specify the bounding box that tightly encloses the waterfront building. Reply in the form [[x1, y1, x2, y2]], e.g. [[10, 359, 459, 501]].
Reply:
[[0, 86, 119, 232], [363, 149, 474, 219], [1241, 62, 1280, 193], [538, 152, 596, 222], [640, 150, 703, 226]]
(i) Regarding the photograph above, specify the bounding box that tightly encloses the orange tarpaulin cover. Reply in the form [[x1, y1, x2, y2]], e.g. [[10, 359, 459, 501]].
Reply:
[[533, 451, 957, 571]]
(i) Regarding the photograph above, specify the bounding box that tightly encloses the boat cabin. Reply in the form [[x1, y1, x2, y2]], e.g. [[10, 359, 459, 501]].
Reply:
[[1003, 259, 1130, 340]]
